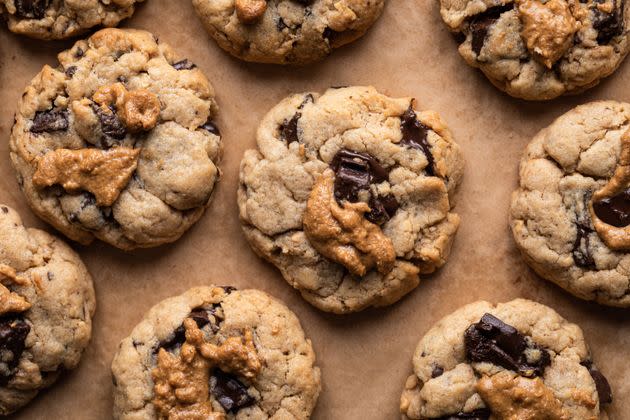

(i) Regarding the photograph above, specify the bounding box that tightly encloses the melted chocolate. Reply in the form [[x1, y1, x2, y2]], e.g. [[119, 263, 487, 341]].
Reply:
[[593, 187, 630, 228], [0, 316, 30, 385], [400, 106, 435, 176], [593, 0, 625, 44], [210, 369, 256, 413], [581, 361, 613, 404], [435, 408, 492, 420], [30, 109, 69, 134], [279, 94, 314, 144], [469, 5, 514, 55]]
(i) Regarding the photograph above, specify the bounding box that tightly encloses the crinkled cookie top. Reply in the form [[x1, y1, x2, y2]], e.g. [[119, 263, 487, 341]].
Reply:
[[511, 101, 630, 307], [111, 286, 321, 420], [1, 0, 145, 40], [10, 28, 222, 250], [400, 299, 612, 420], [238, 86, 464, 313], [440, 0, 630, 100], [192, 0, 385, 64], [0, 205, 96, 415]]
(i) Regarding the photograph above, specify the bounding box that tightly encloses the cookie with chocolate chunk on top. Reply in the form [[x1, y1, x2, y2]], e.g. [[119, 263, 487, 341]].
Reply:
[[111, 286, 321, 419], [400, 299, 612, 419], [0, 205, 96, 415], [192, 0, 385, 64], [9, 28, 223, 250], [238, 86, 464, 313], [510, 101, 630, 306], [439, 0, 630, 100], [0, 0, 145, 40]]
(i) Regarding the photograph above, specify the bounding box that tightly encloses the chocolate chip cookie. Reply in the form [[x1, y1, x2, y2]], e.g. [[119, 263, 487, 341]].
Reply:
[[1, 0, 145, 40], [400, 299, 612, 419], [192, 0, 385, 65], [511, 101, 630, 306], [0, 205, 96, 415], [439, 0, 630, 100], [111, 286, 321, 419], [238, 86, 464, 313], [9, 28, 223, 251]]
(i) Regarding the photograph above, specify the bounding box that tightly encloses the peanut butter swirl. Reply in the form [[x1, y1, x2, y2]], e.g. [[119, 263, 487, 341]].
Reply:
[[93, 83, 160, 132], [152, 317, 261, 419], [303, 171, 396, 276], [32, 147, 141, 207], [0, 264, 31, 315]]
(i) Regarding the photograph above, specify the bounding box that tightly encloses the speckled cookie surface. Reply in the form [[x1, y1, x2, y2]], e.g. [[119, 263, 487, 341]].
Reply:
[[1, 0, 145, 40], [439, 0, 630, 100], [238, 86, 464, 314], [400, 299, 612, 419], [510, 101, 630, 307], [0, 205, 96, 415], [9, 28, 222, 251], [192, 0, 385, 65], [111, 286, 321, 420]]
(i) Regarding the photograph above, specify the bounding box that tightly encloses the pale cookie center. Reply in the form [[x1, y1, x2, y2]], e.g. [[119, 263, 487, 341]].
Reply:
[[476, 371, 569, 420], [517, 0, 579, 68], [93, 83, 160, 132], [0, 264, 31, 315], [589, 128, 630, 250], [32, 147, 141, 207], [303, 171, 396, 277], [152, 318, 261, 419]]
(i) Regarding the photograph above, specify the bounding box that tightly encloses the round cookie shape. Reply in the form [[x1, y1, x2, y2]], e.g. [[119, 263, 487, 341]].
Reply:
[[111, 286, 321, 419], [439, 0, 630, 100], [191, 0, 385, 65], [1, 0, 145, 40], [0, 204, 96, 415], [9, 28, 223, 251], [510, 101, 630, 307], [400, 299, 612, 419], [238, 86, 464, 313]]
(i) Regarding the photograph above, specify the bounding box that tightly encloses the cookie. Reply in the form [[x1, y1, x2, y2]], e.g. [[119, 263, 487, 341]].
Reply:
[[238, 86, 464, 313], [1, 0, 145, 40], [192, 0, 385, 65], [0, 204, 96, 415], [439, 0, 630, 100], [510, 101, 630, 306], [400, 299, 612, 419], [111, 286, 321, 419], [9, 28, 223, 251]]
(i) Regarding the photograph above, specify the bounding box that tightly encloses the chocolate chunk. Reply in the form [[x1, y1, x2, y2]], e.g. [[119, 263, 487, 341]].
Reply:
[[200, 119, 221, 136], [582, 361, 613, 404], [30, 109, 69, 134], [431, 365, 444, 378], [573, 223, 595, 268], [277, 17, 288, 31], [210, 369, 256, 413], [593, 0, 624, 44], [279, 94, 314, 144], [593, 187, 630, 228], [0, 316, 30, 385], [1, 207, 8, 214], [220, 286, 237, 294], [172, 59, 197, 70], [14, 0, 50, 19], [158, 308, 214, 351], [400, 106, 435, 176], [92, 104, 126, 143], [469, 5, 514, 55], [365, 194, 399, 225], [464, 313, 551, 377], [331, 150, 372, 202], [436, 408, 492, 420], [65, 66, 77, 78]]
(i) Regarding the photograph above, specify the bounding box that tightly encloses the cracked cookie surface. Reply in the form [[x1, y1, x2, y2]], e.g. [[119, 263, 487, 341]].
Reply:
[[439, 0, 630, 100], [510, 101, 630, 307], [238, 86, 464, 313], [1, 0, 145, 40], [0, 205, 96, 415], [400, 299, 612, 419], [192, 0, 385, 65], [9, 28, 222, 251], [111, 286, 321, 420]]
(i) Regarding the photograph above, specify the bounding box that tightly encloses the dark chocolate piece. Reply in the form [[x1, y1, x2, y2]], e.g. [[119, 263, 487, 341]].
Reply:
[[279, 94, 314, 144], [464, 313, 551, 377], [431, 365, 444, 378], [172, 59, 197, 71], [0, 316, 30, 385], [200, 119, 221, 136], [435, 408, 492, 420], [158, 308, 214, 352], [400, 106, 435, 176], [210, 369, 256, 413], [365, 194, 399, 225], [30, 109, 69, 134], [593, 0, 625, 44], [92, 104, 126, 143], [469, 4, 514, 55], [65, 66, 78, 78], [593, 187, 630, 228], [573, 193, 596, 268], [581, 361, 613, 404], [14, 0, 50, 19]]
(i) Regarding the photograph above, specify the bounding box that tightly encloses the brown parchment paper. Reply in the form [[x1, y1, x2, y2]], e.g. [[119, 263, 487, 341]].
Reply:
[[1, 0, 629, 418]]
